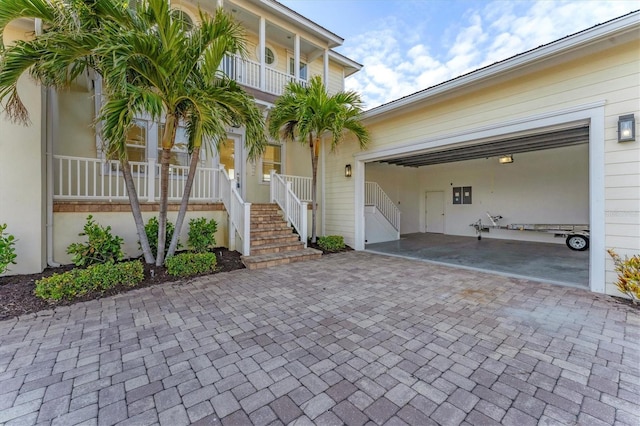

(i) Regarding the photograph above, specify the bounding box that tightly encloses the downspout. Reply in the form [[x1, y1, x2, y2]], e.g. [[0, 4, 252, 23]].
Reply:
[[45, 86, 59, 267], [36, 18, 60, 268]]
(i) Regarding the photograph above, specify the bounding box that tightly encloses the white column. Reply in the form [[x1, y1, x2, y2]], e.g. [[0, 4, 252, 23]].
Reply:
[[323, 49, 329, 86], [259, 17, 266, 92], [294, 35, 300, 81]]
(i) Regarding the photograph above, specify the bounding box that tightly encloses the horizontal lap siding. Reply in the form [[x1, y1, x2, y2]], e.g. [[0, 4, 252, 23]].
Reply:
[[325, 39, 638, 296]]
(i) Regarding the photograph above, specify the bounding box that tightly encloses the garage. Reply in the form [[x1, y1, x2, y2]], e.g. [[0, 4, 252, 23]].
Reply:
[[360, 124, 591, 287]]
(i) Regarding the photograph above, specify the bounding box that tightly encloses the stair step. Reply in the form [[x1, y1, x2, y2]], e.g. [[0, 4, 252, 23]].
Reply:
[[250, 241, 306, 256], [251, 204, 280, 212], [251, 228, 294, 238], [251, 234, 300, 246], [251, 221, 291, 230], [241, 248, 323, 270]]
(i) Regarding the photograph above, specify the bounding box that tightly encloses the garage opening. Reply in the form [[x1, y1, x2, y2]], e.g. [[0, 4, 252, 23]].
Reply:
[[362, 125, 590, 288]]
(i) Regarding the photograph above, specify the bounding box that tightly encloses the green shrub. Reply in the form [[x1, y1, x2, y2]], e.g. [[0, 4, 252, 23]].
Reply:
[[34, 260, 144, 301], [608, 249, 640, 305], [188, 217, 218, 253], [165, 252, 217, 277], [318, 235, 346, 252], [142, 216, 178, 257], [66, 215, 124, 267], [0, 224, 17, 275]]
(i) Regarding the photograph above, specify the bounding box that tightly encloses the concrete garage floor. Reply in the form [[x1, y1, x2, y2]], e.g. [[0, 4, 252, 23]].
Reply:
[[366, 233, 589, 288]]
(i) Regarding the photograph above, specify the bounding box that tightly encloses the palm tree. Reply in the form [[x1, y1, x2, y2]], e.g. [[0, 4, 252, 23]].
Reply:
[[0, 0, 160, 264], [1, 0, 267, 266], [97, 0, 266, 265], [268, 75, 369, 243]]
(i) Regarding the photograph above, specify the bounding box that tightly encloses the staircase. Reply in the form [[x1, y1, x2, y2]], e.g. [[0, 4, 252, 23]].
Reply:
[[241, 203, 322, 270]]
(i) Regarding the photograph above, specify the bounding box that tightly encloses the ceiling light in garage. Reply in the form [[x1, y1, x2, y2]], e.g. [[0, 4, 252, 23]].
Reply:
[[498, 154, 514, 164], [618, 114, 635, 142]]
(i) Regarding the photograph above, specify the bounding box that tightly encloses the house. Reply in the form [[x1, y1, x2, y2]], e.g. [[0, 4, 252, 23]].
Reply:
[[1, 2, 638, 297], [0, 0, 362, 272]]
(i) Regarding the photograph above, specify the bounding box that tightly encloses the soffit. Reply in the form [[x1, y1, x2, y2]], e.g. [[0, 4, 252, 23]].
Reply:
[[378, 126, 589, 168]]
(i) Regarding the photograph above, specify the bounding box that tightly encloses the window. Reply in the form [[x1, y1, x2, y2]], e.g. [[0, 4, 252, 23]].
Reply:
[[289, 57, 308, 81], [262, 144, 282, 182], [265, 47, 275, 65], [257, 45, 277, 66], [124, 119, 147, 162], [157, 123, 190, 167], [171, 9, 194, 32]]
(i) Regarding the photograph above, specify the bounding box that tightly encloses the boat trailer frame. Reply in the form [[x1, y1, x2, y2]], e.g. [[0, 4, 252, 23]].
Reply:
[[471, 212, 590, 251]]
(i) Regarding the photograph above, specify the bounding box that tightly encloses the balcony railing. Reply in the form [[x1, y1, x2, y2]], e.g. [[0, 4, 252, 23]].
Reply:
[[53, 155, 221, 202], [220, 54, 306, 97]]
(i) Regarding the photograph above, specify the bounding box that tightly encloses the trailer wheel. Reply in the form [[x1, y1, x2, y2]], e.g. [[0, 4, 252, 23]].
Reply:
[[566, 234, 589, 251]]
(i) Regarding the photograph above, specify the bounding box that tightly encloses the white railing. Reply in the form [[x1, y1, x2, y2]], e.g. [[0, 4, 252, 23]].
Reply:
[[365, 181, 401, 232], [218, 167, 251, 255], [220, 54, 307, 96], [270, 171, 307, 247], [53, 155, 221, 202], [281, 175, 313, 202]]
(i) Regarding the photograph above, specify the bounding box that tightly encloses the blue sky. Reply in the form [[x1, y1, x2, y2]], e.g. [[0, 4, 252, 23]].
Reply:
[[279, 0, 639, 109]]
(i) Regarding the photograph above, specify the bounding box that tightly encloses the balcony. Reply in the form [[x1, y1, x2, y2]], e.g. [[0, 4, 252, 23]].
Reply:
[[221, 54, 306, 97]]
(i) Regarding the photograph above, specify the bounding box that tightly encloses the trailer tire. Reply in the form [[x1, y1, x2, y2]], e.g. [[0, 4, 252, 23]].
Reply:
[[566, 234, 589, 251]]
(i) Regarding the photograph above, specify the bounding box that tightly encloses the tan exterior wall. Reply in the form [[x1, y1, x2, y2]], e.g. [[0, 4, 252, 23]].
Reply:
[[56, 87, 96, 157], [0, 25, 46, 276], [325, 39, 639, 296], [53, 209, 228, 265]]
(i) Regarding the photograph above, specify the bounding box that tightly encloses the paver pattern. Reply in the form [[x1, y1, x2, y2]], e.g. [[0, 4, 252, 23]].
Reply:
[[0, 251, 638, 425]]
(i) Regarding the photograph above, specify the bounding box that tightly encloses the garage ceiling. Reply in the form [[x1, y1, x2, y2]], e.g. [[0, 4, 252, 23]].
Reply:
[[379, 126, 589, 167]]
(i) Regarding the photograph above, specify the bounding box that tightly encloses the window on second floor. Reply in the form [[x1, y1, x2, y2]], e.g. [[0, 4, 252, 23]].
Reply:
[[289, 57, 308, 81], [262, 144, 282, 182]]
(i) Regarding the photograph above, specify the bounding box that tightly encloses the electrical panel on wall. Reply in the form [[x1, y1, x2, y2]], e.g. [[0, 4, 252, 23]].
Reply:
[[453, 186, 472, 204]]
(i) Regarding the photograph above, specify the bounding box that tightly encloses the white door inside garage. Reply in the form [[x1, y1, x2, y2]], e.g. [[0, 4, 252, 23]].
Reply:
[[425, 191, 444, 233]]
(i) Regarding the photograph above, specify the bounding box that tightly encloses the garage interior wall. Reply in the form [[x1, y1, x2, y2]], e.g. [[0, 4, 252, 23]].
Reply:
[[365, 143, 589, 243]]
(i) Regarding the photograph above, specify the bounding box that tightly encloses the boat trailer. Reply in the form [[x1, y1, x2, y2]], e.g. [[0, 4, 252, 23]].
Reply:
[[471, 212, 590, 251]]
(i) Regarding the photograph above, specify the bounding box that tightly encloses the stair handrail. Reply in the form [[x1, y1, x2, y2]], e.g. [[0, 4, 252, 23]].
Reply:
[[219, 167, 251, 255], [365, 181, 401, 232], [270, 171, 307, 247]]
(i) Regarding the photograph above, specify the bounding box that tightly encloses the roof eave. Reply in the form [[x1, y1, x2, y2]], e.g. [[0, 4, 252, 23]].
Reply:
[[255, 0, 344, 48]]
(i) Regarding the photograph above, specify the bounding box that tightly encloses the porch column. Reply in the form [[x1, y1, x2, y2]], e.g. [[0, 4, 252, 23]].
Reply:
[[294, 34, 300, 81], [259, 17, 266, 92], [323, 49, 329, 86]]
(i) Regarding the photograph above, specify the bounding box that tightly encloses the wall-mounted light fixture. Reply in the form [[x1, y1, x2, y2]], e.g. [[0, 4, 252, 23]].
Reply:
[[618, 114, 635, 142], [345, 164, 352, 177], [498, 154, 514, 164]]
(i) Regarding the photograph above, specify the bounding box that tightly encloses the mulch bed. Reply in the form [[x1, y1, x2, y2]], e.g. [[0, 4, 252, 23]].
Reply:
[[0, 248, 245, 321], [0, 244, 351, 321]]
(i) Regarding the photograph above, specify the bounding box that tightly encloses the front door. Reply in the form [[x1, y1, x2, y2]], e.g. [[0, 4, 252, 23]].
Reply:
[[219, 134, 244, 197], [425, 191, 445, 233]]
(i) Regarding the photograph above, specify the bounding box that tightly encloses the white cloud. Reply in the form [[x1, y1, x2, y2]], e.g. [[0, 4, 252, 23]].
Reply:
[[343, 0, 638, 110]]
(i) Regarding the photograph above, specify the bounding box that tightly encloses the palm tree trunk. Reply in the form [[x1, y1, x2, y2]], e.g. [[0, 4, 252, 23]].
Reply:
[[156, 148, 171, 266], [121, 158, 155, 264], [167, 145, 200, 257], [310, 135, 318, 243]]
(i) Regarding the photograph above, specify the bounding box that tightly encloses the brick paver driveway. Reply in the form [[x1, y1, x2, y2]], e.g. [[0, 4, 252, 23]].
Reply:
[[1, 252, 638, 426]]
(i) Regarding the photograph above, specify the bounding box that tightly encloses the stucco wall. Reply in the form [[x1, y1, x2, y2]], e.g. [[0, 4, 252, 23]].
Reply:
[[53, 210, 228, 265], [0, 26, 46, 276]]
